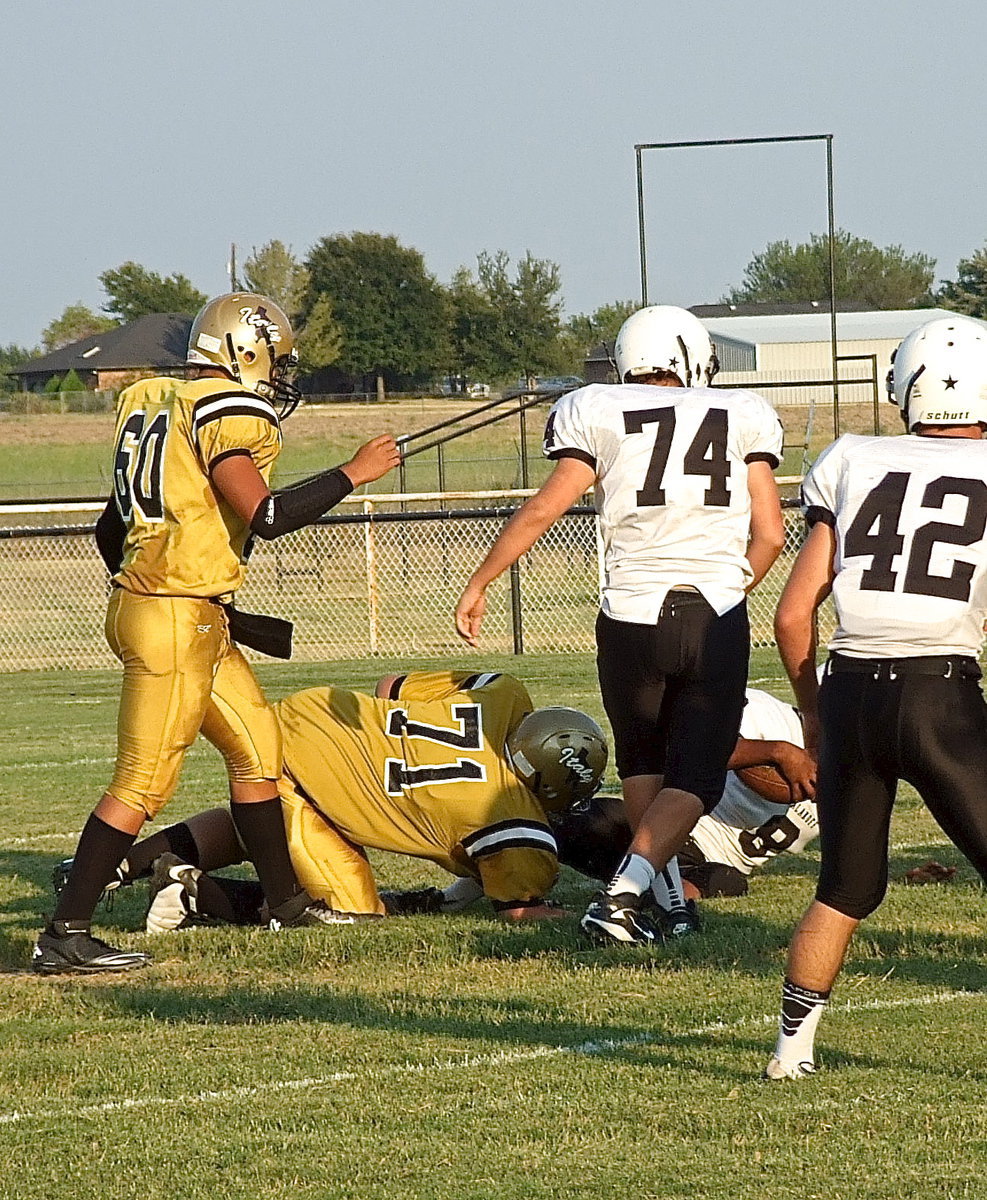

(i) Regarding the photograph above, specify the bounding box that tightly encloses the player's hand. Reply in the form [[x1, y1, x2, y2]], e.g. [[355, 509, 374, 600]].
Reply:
[[341, 435, 402, 487], [455, 581, 487, 646], [772, 743, 816, 802]]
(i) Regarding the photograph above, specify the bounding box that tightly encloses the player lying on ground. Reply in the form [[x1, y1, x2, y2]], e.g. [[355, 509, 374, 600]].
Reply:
[[555, 687, 816, 901], [766, 315, 987, 1080], [57, 671, 608, 927]]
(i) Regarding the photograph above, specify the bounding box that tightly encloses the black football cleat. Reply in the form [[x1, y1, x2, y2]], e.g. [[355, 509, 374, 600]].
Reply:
[[262, 892, 383, 929], [579, 890, 664, 946], [32, 923, 149, 975], [658, 899, 702, 938], [52, 857, 131, 910]]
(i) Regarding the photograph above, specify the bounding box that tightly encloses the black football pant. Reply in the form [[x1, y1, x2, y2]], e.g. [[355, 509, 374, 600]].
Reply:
[[815, 658, 987, 919], [596, 594, 749, 812]]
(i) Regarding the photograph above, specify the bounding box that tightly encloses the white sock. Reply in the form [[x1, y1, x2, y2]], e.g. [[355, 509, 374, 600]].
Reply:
[[772, 978, 830, 1069], [605, 853, 655, 899], [651, 857, 685, 912]]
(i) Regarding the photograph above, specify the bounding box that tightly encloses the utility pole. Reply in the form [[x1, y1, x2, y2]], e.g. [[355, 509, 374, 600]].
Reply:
[[229, 243, 239, 291]]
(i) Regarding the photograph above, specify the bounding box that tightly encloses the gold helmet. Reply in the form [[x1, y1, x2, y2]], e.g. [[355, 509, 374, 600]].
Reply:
[[506, 707, 608, 813], [187, 292, 300, 415]]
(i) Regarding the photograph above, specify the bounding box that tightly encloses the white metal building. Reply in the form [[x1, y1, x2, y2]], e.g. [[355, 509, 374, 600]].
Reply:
[[705, 307, 979, 379]]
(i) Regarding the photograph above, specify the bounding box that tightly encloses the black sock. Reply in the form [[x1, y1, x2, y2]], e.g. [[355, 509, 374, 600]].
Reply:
[[123, 822, 202, 881], [229, 796, 301, 910], [52, 813, 139, 926]]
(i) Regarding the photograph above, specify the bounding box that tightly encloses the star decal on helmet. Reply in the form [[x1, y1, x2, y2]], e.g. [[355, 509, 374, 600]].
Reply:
[[943, 376, 958, 389]]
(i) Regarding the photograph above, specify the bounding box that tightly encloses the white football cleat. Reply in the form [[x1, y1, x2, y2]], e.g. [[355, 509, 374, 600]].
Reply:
[[763, 1054, 817, 1081]]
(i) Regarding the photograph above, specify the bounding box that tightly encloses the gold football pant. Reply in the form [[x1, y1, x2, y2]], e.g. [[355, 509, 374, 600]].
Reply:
[[278, 771, 386, 915], [105, 589, 282, 819]]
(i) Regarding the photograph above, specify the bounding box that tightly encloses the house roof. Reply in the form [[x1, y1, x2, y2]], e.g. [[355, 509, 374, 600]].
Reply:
[[16, 313, 192, 376]]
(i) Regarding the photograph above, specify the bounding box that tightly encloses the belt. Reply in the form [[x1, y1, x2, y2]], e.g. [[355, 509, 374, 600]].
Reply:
[[825, 653, 981, 681]]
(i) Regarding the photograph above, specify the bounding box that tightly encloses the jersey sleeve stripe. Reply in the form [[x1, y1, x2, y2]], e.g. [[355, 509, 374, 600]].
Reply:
[[744, 451, 780, 468], [462, 821, 557, 858], [546, 446, 596, 469], [804, 504, 836, 528], [192, 393, 279, 431], [461, 672, 501, 690], [208, 448, 254, 471]]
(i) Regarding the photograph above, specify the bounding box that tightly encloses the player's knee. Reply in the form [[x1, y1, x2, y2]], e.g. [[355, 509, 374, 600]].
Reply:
[[701, 863, 749, 898], [815, 884, 884, 921], [680, 861, 748, 898]]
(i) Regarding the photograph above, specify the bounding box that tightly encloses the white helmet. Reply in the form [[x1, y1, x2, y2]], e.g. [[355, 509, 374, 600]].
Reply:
[[614, 305, 719, 387], [888, 316, 987, 430]]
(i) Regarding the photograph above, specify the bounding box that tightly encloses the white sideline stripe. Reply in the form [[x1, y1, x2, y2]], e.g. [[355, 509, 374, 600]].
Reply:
[[2, 832, 83, 847], [10, 757, 114, 770], [0, 988, 977, 1127]]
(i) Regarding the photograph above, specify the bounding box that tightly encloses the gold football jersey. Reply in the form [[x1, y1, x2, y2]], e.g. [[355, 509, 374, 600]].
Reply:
[[276, 672, 560, 904], [110, 376, 281, 597]]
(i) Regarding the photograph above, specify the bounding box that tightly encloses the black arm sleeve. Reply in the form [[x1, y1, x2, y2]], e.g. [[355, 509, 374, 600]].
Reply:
[[248, 467, 355, 540], [94, 497, 126, 574]]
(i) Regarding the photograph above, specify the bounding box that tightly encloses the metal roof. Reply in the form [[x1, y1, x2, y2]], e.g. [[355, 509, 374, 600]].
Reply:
[[702, 307, 979, 347]]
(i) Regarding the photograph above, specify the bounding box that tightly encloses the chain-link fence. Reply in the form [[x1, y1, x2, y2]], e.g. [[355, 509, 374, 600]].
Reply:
[[0, 493, 829, 672]]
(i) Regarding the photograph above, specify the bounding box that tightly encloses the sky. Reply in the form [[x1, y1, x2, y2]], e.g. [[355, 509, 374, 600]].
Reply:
[[2, 0, 986, 349]]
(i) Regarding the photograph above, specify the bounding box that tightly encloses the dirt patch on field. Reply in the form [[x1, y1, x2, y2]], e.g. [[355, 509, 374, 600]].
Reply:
[[0, 413, 116, 446]]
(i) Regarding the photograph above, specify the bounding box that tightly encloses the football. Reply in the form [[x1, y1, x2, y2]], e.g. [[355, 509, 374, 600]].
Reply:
[[734, 763, 792, 805]]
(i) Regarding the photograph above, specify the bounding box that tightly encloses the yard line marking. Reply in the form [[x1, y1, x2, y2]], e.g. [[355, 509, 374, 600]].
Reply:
[[1, 832, 83, 847], [9, 757, 114, 770], [0, 988, 979, 1127]]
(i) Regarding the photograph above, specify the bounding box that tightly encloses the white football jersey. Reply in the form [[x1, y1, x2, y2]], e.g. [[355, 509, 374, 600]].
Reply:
[[544, 383, 783, 621], [803, 433, 987, 658], [690, 688, 818, 875]]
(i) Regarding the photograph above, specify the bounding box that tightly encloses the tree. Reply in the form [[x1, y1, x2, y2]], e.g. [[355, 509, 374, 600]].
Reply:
[[59, 368, 86, 393], [295, 292, 343, 374], [100, 262, 207, 322], [477, 251, 568, 384], [564, 299, 637, 363], [42, 303, 116, 352], [446, 266, 502, 386], [0, 343, 37, 392], [724, 230, 935, 310], [243, 240, 310, 318], [243, 241, 342, 374], [936, 242, 987, 318], [447, 251, 569, 386], [305, 232, 448, 400]]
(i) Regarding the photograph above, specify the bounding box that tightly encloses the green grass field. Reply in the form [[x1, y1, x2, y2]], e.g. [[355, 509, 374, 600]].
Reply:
[[2, 649, 985, 1200]]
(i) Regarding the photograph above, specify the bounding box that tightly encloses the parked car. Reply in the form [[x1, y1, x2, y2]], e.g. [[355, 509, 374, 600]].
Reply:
[[513, 375, 584, 394]]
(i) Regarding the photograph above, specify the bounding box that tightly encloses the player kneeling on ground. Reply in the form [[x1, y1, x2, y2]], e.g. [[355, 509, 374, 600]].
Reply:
[[58, 673, 608, 930]]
